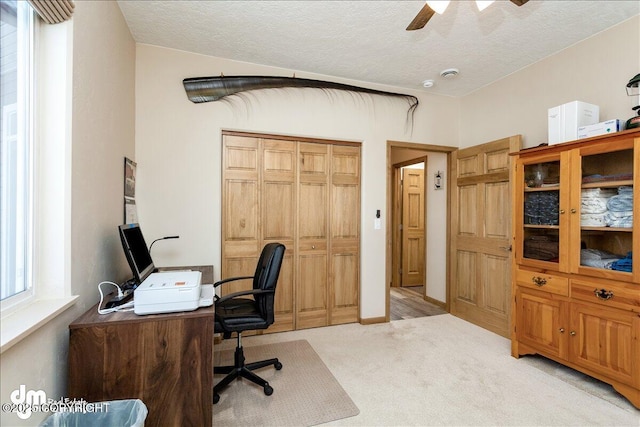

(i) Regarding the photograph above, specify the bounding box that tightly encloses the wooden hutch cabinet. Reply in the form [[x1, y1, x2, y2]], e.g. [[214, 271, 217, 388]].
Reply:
[[511, 128, 640, 409]]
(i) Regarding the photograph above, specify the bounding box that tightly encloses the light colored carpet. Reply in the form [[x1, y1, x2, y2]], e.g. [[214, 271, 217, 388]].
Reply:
[[518, 353, 638, 412], [213, 339, 359, 426], [236, 314, 639, 426]]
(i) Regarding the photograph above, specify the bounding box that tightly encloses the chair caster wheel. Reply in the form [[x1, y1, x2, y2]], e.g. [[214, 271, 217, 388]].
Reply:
[[213, 393, 220, 404], [264, 384, 273, 396], [275, 361, 283, 370]]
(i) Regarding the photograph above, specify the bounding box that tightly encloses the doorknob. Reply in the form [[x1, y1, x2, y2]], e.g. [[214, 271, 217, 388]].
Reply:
[[499, 245, 512, 252]]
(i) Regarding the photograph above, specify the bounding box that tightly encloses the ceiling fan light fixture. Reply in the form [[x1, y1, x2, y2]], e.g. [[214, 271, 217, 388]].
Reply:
[[425, 1, 450, 15], [476, 1, 495, 12]]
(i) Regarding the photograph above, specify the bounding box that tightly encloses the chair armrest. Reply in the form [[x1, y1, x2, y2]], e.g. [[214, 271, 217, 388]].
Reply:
[[213, 276, 253, 301], [215, 288, 274, 304], [213, 276, 253, 289]]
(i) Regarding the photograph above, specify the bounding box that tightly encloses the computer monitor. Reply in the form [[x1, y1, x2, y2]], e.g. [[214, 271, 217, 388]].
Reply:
[[118, 223, 155, 285]]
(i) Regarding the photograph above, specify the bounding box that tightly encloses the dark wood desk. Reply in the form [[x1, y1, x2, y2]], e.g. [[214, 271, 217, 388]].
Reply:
[[68, 267, 214, 427]]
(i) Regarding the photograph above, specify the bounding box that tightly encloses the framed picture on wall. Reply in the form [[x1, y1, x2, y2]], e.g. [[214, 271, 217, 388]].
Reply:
[[124, 157, 136, 199], [124, 198, 138, 224], [124, 157, 138, 223]]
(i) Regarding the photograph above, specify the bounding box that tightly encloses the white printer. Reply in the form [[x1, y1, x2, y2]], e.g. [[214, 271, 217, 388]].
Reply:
[[118, 223, 214, 316], [134, 270, 213, 315]]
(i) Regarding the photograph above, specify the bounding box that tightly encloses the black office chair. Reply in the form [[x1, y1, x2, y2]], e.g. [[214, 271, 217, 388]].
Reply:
[[213, 243, 285, 404]]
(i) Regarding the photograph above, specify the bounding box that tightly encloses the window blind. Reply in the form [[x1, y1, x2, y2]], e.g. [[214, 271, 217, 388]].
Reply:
[[27, 0, 74, 24]]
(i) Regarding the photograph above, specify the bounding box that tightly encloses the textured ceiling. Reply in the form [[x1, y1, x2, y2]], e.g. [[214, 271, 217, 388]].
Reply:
[[117, 1, 640, 97]]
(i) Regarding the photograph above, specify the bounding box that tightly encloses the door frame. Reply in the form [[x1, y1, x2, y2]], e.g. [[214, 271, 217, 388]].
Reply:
[[386, 141, 457, 322], [392, 157, 428, 289]]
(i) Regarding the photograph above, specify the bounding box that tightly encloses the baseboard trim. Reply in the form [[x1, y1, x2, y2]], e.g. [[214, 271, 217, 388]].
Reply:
[[425, 296, 446, 309], [360, 316, 386, 325]]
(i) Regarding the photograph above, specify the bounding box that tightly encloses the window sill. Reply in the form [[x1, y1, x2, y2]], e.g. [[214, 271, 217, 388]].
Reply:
[[0, 296, 78, 354]]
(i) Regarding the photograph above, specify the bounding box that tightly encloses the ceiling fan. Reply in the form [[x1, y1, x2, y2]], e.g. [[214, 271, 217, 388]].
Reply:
[[407, 0, 529, 31]]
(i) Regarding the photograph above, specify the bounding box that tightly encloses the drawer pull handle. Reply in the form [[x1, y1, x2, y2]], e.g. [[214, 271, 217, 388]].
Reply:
[[594, 288, 614, 301], [570, 331, 576, 336], [532, 276, 547, 286], [559, 328, 565, 334]]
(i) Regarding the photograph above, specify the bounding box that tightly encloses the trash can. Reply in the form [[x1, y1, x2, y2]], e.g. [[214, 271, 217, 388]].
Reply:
[[40, 399, 147, 427]]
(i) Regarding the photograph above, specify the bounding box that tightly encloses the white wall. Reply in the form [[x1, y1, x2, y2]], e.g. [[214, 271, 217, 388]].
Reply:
[[0, 2, 135, 426], [134, 44, 460, 320], [459, 16, 640, 149], [424, 152, 448, 302]]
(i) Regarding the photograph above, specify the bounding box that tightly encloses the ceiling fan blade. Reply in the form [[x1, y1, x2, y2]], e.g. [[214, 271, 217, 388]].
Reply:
[[510, 0, 529, 5], [406, 3, 436, 31]]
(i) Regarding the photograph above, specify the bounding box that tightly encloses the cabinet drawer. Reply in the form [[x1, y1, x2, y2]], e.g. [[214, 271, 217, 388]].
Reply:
[[515, 269, 569, 296], [571, 279, 640, 313]]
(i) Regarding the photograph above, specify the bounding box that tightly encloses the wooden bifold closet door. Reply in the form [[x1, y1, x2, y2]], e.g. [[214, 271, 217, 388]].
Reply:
[[222, 132, 360, 332]]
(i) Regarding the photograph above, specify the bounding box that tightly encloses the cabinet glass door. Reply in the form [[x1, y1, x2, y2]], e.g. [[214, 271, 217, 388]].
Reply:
[[574, 147, 634, 276], [520, 159, 562, 266]]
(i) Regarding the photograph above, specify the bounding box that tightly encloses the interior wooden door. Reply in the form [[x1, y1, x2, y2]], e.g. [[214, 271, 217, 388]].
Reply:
[[450, 135, 521, 337], [401, 168, 425, 287], [222, 135, 261, 295], [261, 138, 296, 332], [222, 135, 295, 332], [329, 145, 360, 324], [297, 142, 330, 329]]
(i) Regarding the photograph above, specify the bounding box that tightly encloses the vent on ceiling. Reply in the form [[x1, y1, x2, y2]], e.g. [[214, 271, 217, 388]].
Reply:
[[440, 68, 459, 78]]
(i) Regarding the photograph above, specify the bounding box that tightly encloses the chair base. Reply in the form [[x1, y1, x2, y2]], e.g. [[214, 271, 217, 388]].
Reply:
[[213, 338, 282, 404]]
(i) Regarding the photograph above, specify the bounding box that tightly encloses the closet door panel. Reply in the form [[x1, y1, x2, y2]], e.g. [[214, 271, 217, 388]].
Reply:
[[224, 137, 259, 176], [225, 180, 259, 240], [331, 183, 359, 239], [299, 143, 328, 177], [330, 250, 359, 324], [297, 143, 329, 328], [297, 253, 328, 329], [222, 136, 260, 296], [299, 183, 327, 238], [262, 139, 296, 331], [329, 145, 360, 324], [263, 139, 295, 178], [271, 250, 295, 332], [223, 256, 258, 295], [263, 181, 295, 239]]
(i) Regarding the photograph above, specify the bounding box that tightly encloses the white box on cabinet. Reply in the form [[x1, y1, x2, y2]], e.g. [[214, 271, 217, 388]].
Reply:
[[548, 101, 599, 145], [577, 119, 622, 139]]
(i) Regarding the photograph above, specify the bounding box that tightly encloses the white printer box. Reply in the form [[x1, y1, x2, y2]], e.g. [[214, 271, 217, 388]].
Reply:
[[578, 119, 622, 139], [548, 101, 599, 145], [134, 270, 202, 315]]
